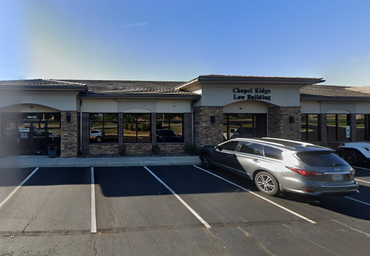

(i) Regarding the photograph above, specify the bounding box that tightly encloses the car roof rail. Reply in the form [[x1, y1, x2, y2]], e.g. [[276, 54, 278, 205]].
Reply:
[[261, 137, 315, 148]]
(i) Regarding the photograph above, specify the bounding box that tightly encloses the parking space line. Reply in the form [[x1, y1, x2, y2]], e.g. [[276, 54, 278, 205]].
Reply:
[[193, 165, 317, 224], [91, 167, 97, 233], [356, 179, 370, 185], [0, 167, 39, 209], [345, 196, 370, 207], [144, 166, 211, 229]]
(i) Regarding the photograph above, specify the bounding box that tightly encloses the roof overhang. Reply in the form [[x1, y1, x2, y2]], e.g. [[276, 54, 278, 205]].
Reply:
[[177, 75, 325, 91]]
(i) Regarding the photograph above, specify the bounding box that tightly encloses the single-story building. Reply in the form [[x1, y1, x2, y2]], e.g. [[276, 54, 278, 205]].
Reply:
[[0, 75, 369, 157]]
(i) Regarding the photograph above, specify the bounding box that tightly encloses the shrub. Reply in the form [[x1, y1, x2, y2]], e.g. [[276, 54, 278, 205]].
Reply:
[[152, 144, 160, 156], [184, 144, 199, 156], [119, 144, 127, 156]]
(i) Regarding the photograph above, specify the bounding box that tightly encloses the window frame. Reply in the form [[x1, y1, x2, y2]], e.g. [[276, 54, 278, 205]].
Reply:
[[156, 113, 184, 143], [89, 113, 118, 143]]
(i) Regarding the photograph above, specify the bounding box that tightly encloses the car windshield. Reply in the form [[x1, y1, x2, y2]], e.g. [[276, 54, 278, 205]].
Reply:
[[296, 151, 348, 167]]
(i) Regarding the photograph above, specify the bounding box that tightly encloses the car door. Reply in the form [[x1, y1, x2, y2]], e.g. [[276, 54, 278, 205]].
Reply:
[[213, 140, 240, 170], [235, 141, 264, 178]]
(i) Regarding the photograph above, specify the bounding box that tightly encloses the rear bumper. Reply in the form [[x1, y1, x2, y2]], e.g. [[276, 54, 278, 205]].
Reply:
[[281, 180, 359, 197]]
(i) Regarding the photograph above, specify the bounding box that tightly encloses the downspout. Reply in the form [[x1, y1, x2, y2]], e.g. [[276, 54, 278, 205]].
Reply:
[[79, 97, 83, 155]]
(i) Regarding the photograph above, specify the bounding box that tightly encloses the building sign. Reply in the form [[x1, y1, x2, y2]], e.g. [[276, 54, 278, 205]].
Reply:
[[233, 88, 271, 101]]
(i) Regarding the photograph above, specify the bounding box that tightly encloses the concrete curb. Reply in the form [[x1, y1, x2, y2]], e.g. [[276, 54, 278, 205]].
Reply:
[[0, 155, 201, 168]]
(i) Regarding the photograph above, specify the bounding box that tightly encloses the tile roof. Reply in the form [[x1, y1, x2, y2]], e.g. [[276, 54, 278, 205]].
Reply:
[[300, 84, 370, 99], [0, 79, 87, 90], [61, 79, 199, 97]]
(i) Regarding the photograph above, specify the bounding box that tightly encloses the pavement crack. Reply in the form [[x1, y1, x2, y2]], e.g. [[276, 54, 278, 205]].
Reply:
[[21, 215, 35, 233], [93, 233, 101, 256], [108, 205, 119, 229], [237, 226, 277, 256]]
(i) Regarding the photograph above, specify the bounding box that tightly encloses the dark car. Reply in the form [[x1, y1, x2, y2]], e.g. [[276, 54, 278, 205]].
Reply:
[[199, 137, 359, 197], [156, 129, 183, 142]]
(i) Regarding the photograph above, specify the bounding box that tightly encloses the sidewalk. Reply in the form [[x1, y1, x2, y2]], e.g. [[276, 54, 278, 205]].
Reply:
[[0, 155, 201, 168]]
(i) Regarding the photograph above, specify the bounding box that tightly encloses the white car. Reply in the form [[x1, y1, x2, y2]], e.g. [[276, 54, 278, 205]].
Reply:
[[90, 130, 104, 142], [337, 142, 370, 165]]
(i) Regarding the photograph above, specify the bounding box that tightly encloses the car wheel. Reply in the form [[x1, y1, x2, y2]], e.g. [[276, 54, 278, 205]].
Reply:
[[254, 172, 279, 196], [95, 136, 102, 143], [340, 149, 364, 165], [200, 153, 213, 168]]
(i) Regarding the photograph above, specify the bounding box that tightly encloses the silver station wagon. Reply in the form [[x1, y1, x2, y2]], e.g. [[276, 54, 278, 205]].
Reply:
[[199, 137, 359, 197]]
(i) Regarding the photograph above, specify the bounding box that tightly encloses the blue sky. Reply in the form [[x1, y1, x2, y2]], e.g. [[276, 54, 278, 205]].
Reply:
[[1, 0, 369, 86]]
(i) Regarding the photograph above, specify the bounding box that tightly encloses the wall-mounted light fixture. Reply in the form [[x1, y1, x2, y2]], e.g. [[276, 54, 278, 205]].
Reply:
[[210, 116, 215, 123], [289, 116, 294, 124], [66, 112, 71, 122]]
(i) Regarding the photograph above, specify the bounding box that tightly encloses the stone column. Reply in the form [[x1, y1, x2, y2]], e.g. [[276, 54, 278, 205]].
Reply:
[[81, 112, 90, 156], [268, 107, 301, 141], [194, 106, 223, 148], [60, 111, 78, 158], [183, 113, 193, 145], [319, 114, 327, 146]]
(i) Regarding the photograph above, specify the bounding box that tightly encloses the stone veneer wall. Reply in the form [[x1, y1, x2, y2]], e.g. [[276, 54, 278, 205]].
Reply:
[[268, 107, 301, 141], [194, 106, 223, 148], [60, 111, 78, 158]]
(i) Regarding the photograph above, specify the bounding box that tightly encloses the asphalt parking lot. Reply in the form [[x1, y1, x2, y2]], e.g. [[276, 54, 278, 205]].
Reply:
[[0, 164, 369, 255]]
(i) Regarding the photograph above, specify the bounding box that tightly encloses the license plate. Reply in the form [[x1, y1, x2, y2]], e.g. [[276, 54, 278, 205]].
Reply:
[[332, 174, 344, 181]]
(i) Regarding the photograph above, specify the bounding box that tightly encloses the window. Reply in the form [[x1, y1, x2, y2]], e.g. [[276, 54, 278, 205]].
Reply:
[[220, 141, 239, 151], [123, 113, 151, 143], [301, 114, 320, 142], [156, 114, 183, 142], [356, 114, 370, 141], [239, 142, 263, 156], [90, 113, 118, 143], [223, 114, 267, 140], [326, 114, 349, 141], [264, 146, 283, 160]]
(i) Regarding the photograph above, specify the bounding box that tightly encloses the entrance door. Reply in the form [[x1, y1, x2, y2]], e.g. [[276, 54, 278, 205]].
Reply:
[[18, 121, 48, 155]]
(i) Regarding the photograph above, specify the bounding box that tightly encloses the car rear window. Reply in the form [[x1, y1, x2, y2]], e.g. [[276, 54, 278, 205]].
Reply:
[[296, 151, 348, 167]]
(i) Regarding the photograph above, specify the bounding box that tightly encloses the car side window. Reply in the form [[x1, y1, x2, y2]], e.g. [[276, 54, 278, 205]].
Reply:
[[264, 146, 283, 160], [221, 141, 239, 151], [239, 142, 263, 156]]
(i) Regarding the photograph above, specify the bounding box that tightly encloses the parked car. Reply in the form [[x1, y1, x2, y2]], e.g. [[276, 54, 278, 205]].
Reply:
[[156, 129, 183, 142], [199, 137, 359, 197], [90, 129, 104, 142], [337, 142, 370, 165]]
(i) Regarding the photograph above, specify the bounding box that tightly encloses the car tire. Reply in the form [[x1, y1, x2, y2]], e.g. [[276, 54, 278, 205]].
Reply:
[[200, 153, 213, 168], [254, 171, 279, 196], [340, 149, 364, 165], [95, 136, 102, 143]]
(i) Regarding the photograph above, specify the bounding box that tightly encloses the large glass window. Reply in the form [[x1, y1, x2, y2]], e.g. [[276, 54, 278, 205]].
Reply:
[[223, 114, 267, 140], [156, 114, 183, 142], [301, 114, 320, 142], [123, 113, 151, 143], [355, 114, 370, 141], [90, 113, 118, 143], [326, 114, 349, 141]]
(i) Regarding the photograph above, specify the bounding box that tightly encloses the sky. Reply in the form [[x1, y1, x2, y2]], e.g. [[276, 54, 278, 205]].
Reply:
[[0, 0, 369, 86]]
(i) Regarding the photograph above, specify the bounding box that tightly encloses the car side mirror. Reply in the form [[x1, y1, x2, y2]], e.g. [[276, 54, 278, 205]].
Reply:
[[216, 146, 223, 151]]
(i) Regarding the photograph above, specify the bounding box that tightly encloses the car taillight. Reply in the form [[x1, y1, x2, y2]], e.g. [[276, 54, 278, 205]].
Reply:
[[286, 167, 323, 176]]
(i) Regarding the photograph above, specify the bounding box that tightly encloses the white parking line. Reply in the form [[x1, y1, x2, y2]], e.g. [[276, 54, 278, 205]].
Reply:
[[91, 167, 97, 233], [345, 196, 370, 207], [356, 179, 370, 185], [0, 167, 39, 209], [193, 165, 317, 224], [144, 166, 211, 229]]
